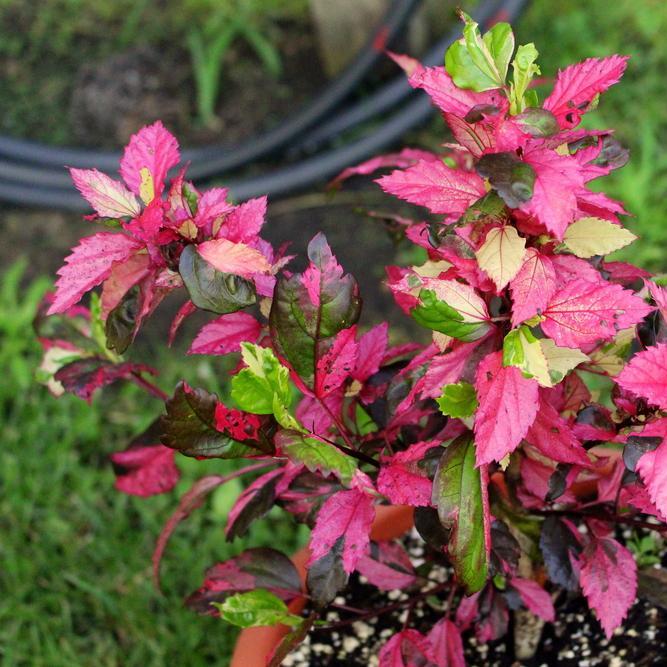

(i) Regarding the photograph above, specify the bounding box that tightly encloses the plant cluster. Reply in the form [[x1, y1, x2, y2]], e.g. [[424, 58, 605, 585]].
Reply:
[[39, 13, 667, 666]]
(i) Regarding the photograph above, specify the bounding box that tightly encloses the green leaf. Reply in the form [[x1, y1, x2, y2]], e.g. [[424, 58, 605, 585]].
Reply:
[[502, 326, 550, 386], [232, 344, 290, 413], [231, 343, 302, 431], [436, 382, 478, 419], [355, 403, 378, 435], [412, 289, 491, 342], [513, 108, 558, 137], [215, 589, 302, 628], [179, 244, 256, 314], [161, 382, 265, 458], [105, 284, 140, 355], [276, 430, 357, 485], [269, 234, 361, 389], [432, 434, 488, 594], [88, 292, 107, 352], [539, 338, 589, 384], [445, 12, 514, 91], [306, 536, 348, 607], [509, 43, 540, 114], [476, 152, 536, 208]]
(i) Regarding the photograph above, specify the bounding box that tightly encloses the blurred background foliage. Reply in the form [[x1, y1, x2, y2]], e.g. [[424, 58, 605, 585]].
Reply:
[[1, 1, 666, 665]]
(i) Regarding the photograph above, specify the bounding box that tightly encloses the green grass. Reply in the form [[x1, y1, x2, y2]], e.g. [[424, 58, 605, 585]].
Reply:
[[0, 261, 307, 667]]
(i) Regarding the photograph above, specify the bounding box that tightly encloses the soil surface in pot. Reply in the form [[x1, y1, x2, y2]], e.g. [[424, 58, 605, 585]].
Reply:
[[283, 530, 667, 667]]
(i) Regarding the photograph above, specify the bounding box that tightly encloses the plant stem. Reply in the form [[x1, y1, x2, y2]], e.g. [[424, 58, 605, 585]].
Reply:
[[318, 582, 450, 630], [131, 371, 169, 401], [445, 582, 458, 619], [317, 400, 380, 468], [537, 507, 667, 534], [152, 461, 274, 591]]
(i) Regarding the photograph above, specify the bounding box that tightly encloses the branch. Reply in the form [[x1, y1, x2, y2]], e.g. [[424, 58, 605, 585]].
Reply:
[[152, 461, 274, 592], [318, 582, 450, 630], [317, 398, 380, 468], [536, 507, 667, 534], [131, 371, 169, 401]]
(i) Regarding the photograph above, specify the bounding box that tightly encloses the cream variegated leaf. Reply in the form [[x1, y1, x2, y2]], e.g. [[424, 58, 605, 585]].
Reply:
[[563, 217, 636, 258], [589, 327, 635, 376], [503, 326, 550, 387], [539, 338, 589, 385], [476, 226, 527, 291]]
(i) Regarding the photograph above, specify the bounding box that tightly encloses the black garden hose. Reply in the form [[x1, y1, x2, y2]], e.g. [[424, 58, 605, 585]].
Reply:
[[0, 0, 528, 209], [0, 0, 421, 174]]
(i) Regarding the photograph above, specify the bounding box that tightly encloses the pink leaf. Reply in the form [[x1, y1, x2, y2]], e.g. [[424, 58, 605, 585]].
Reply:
[[525, 394, 590, 466], [333, 148, 438, 185], [225, 468, 284, 539], [356, 541, 417, 591], [54, 358, 155, 403], [189, 312, 262, 356], [308, 488, 375, 573], [194, 187, 233, 231], [122, 198, 167, 245], [377, 160, 486, 219], [315, 326, 358, 397], [550, 254, 603, 289], [299, 233, 357, 313], [379, 629, 437, 667], [509, 248, 556, 326], [214, 403, 262, 442], [119, 121, 180, 198], [444, 112, 497, 158], [48, 232, 143, 314], [196, 238, 271, 277], [427, 618, 466, 667], [377, 441, 440, 506], [542, 279, 651, 348], [220, 196, 267, 243], [407, 63, 503, 116], [543, 56, 629, 128], [634, 420, 667, 518], [70, 168, 140, 218], [295, 390, 343, 437], [353, 322, 389, 382], [186, 547, 302, 614], [474, 351, 539, 465], [617, 343, 667, 410], [168, 300, 197, 346], [602, 262, 651, 287], [111, 444, 179, 497], [519, 142, 584, 239], [100, 252, 151, 318], [510, 577, 556, 622], [580, 536, 637, 638]]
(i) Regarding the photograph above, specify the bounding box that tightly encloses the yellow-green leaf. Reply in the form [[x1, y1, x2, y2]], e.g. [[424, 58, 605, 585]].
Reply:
[[502, 326, 550, 386], [476, 226, 526, 291], [563, 217, 636, 258], [589, 327, 635, 376], [539, 338, 589, 385]]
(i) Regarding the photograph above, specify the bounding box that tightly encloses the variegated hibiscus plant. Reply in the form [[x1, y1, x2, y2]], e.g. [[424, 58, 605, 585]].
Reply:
[[38, 13, 667, 667]]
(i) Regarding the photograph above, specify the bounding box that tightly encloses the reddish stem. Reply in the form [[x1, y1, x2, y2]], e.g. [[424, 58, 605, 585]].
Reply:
[[317, 400, 380, 468], [152, 461, 274, 592], [318, 581, 451, 630], [537, 507, 667, 534], [131, 371, 169, 401]]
